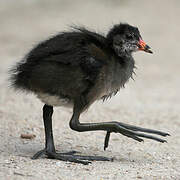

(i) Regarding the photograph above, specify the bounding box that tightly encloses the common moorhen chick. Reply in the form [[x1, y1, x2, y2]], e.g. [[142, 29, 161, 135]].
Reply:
[[10, 23, 169, 165]]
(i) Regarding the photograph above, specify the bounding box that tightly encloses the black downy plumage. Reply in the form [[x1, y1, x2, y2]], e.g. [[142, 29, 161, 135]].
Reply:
[[10, 23, 169, 165]]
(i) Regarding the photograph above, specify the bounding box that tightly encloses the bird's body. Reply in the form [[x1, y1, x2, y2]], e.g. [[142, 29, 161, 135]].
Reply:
[[11, 28, 135, 109], [10, 23, 169, 165]]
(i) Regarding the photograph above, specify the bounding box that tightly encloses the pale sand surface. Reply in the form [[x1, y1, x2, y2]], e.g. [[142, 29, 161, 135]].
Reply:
[[0, 0, 180, 179]]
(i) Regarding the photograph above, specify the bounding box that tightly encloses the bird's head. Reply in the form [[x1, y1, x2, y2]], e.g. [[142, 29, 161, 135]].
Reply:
[[107, 23, 153, 56]]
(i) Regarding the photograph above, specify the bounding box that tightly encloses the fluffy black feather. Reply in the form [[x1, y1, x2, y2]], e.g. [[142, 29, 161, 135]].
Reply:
[[10, 28, 107, 93], [10, 23, 139, 103]]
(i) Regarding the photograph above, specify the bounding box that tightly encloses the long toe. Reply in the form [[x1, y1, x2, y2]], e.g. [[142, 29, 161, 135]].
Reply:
[[52, 154, 91, 165], [121, 128, 167, 143], [71, 155, 113, 161], [32, 149, 111, 165], [115, 123, 168, 143], [117, 122, 170, 136], [104, 131, 111, 151], [132, 132, 168, 143], [32, 149, 46, 159], [59, 150, 79, 155]]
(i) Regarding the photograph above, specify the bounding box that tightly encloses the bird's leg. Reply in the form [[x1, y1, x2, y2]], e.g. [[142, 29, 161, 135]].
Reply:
[[70, 97, 170, 151], [32, 104, 55, 159], [32, 104, 111, 165], [32, 105, 77, 158]]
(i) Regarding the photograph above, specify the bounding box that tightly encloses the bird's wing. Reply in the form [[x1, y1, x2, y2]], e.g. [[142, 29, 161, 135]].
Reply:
[[40, 43, 108, 84], [24, 28, 109, 83]]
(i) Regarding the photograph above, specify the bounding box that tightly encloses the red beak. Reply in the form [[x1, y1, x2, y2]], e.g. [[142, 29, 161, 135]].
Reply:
[[138, 39, 153, 54]]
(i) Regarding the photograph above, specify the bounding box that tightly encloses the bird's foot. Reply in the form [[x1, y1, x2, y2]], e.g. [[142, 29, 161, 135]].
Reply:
[[32, 149, 112, 165], [104, 122, 170, 150]]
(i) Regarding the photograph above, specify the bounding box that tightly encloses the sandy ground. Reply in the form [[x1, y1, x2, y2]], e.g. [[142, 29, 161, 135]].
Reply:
[[0, 0, 180, 179]]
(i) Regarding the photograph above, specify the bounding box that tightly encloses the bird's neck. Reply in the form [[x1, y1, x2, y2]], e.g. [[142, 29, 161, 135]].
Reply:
[[116, 52, 134, 66], [118, 50, 133, 58]]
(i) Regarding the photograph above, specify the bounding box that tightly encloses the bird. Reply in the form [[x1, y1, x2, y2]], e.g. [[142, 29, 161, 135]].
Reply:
[[10, 23, 169, 165]]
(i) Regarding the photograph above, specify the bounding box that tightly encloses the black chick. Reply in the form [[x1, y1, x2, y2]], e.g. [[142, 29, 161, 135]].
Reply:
[[10, 23, 169, 165]]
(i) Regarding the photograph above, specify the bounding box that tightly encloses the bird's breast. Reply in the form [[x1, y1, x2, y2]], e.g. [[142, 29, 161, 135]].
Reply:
[[97, 57, 135, 99]]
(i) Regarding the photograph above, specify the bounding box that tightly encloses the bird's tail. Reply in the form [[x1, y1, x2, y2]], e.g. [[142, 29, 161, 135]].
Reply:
[[9, 58, 35, 92]]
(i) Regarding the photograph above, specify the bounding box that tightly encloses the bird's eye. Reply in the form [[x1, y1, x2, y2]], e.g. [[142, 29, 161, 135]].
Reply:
[[126, 34, 133, 40]]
